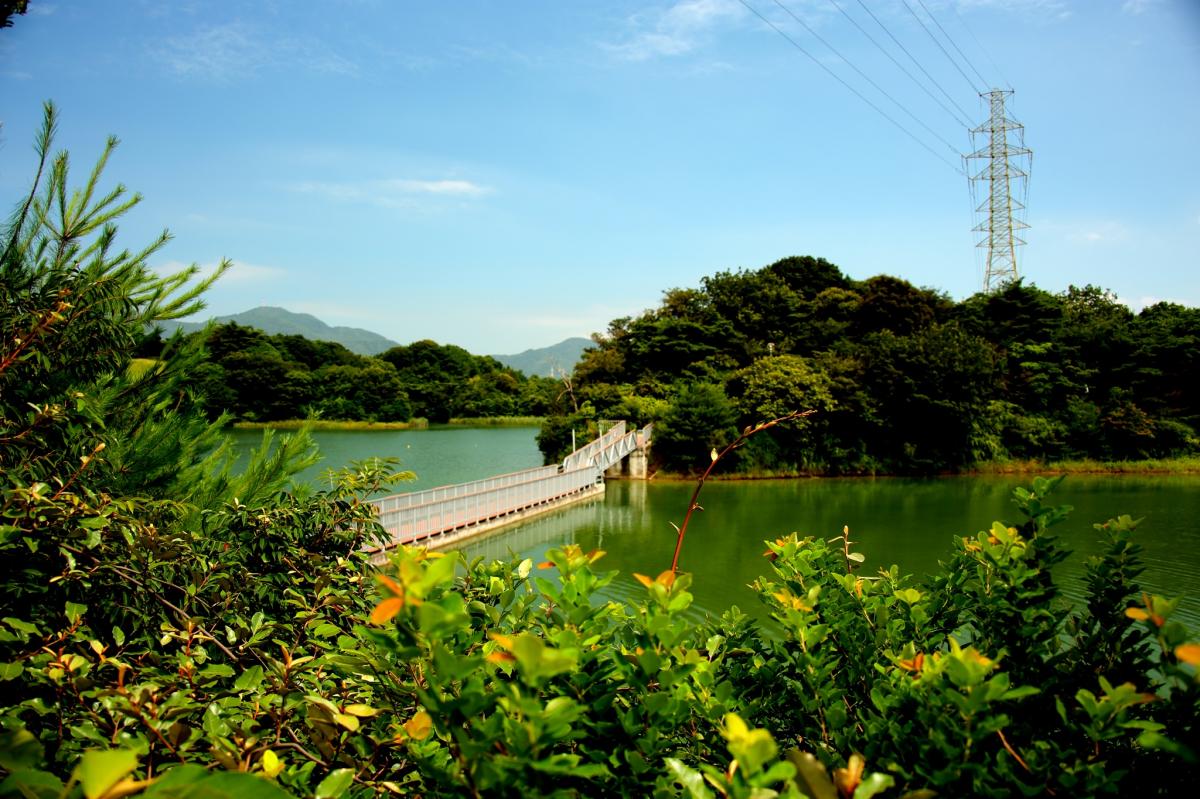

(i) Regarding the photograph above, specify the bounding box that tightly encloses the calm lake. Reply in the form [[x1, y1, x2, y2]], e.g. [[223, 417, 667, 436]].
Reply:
[[233, 426, 1200, 628]]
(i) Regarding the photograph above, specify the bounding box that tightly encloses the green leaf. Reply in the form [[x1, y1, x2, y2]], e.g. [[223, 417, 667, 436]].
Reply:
[[0, 525, 21, 546], [312, 623, 341, 638], [1136, 730, 1197, 763], [315, 768, 355, 799], [847, 552, 866, 563], [73, 749, 137, 799], [199, 664, 235, 679], [2, 617, 38, 638], [0, 768, 63, 799], [1001, 685, 1041, 701], [0, 728, 43, 770], [332, 713, 360, 731], [65, 601, 88, 625], [786, 751, 837, 799], [723, 713, 777, 776], [233, 665, 264, 692], [0, 661, 24, 681], [145, 766, 293, 798], [853, 773, 896, 799], [665, 758, 715, 799]]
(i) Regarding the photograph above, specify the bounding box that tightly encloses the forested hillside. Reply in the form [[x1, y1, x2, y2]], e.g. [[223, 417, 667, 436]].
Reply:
[[141, 324, 562, 424], [539, 256, 1199, 473]]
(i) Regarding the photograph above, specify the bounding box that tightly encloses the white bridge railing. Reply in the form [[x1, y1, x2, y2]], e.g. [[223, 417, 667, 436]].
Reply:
[[369, 422, 651, 552], [562, 421, 626, 471]]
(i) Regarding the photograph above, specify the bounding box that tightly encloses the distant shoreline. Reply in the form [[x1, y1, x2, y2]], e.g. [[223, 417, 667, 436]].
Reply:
[[644, 456, 1200, 480], [231, 416, 544, 432], [226, 421, 1199, 475]]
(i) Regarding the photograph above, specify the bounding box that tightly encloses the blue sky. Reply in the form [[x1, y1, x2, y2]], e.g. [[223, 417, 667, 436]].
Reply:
[[2, 1, 1198, 354]]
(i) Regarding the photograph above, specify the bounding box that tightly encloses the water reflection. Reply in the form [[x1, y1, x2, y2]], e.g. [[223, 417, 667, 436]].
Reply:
[[461, 475, 1200, 629]]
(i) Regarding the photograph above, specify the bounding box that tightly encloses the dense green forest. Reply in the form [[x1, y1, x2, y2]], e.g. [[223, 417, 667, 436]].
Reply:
[[538, 256, 1200, 473], [3, 106, 1200, 799], [144, 254, 1199, 475], [138, 324, 562, 424]]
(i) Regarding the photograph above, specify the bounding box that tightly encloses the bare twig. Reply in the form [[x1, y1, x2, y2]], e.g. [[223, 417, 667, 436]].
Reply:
[[104, 564, 239, 662], [669, 410, 815, 573]]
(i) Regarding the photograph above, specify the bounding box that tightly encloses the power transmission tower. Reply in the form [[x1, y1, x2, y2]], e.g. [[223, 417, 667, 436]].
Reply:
[[966, 89, 1031, 292]]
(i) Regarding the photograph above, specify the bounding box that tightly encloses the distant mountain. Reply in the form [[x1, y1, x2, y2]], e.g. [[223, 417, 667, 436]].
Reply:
[[491, 337, 592, 378], [161, 306, 400, 356], [161, 307, 592, 368]]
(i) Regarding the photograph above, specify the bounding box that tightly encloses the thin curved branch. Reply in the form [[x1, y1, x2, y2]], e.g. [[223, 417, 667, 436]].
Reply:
[[670, 409, 815, 573]]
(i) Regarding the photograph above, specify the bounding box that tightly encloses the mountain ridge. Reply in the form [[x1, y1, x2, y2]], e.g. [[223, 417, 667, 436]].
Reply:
[[161, 306, 591, 376], [160, 306, 401, 355]]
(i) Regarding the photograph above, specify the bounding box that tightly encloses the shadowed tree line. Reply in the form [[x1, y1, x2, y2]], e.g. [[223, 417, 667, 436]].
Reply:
[[138, 324, 564, 424], [539, 256, 1199, 474]]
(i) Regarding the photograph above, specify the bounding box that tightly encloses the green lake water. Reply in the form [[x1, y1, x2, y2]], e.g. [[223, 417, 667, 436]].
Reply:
[[234, 427, 1200, 628], [232, 426, 544, 493]]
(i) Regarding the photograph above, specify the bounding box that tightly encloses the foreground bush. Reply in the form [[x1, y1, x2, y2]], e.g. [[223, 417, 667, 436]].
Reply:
[[2, 107, 1197, 797], [3, 473, 1198, 797]]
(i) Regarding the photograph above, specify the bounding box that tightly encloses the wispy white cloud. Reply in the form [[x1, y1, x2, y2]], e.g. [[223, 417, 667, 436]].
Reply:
[[495, 304, 628, 339], [1038, 217, 1134, 247], [1063, 220, 1130, 246], [1119, 295, 1189, 312], [152, 21, 357, 81], [1121, 0, 1160, 15], [384, 179, 491, 197], [286, 302, 393, 325], [604, 0, 745, 62], [955, 0, 1070, 20], [156, 259, 288, 284], [290, 177, 493, 209]]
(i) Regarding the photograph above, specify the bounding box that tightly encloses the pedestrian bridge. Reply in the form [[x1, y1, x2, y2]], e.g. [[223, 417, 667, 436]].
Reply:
[[367, 421, 651, 559]]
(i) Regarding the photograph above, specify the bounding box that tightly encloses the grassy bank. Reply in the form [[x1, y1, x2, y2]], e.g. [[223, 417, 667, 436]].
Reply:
[[445, 416, 544, 427], [645, 455, 1200, 481], [230, 416, 544, 431], [233, 419, 430, 431], [972, 456, 1200, 475], [128, 358, 158, 377]]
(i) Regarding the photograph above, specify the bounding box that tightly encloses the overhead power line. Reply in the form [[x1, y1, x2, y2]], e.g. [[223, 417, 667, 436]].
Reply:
[[735, 0, 965, 175], [916, 0, 990, 91], [734, 0, 960, 173], [826, 0, 972, 129], [769, 0, 962, 156], [900, 0, 983, 95], [952, 2, 1012, 91], [852, 0, 975, 126]]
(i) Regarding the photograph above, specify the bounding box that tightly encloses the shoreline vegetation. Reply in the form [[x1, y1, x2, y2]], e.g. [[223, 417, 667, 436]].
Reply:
[[970, 455, 1200, 475], [231, 419, 1200, 476], [231, 415, 544, 432], [639, 455, 1200, 481], [630, 456, 1200, 480]]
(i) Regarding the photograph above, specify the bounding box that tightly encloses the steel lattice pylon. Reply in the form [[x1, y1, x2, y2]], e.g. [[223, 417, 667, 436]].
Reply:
[[967, 89, 1031, 292]]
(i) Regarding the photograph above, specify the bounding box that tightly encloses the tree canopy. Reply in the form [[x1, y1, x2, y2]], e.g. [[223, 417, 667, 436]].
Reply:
[[151, 323, 562, 424], [551, 258, 1199, 473]]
